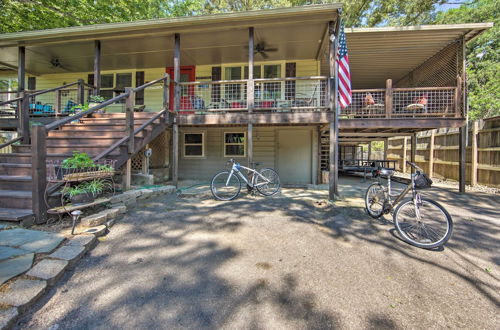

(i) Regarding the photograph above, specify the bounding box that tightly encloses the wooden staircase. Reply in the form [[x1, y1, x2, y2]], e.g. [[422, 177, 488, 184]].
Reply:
[[0, 112, 168, 225]]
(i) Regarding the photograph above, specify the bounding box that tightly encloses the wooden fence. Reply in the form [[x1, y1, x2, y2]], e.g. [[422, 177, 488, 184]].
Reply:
[[387, 116, 500, 188]]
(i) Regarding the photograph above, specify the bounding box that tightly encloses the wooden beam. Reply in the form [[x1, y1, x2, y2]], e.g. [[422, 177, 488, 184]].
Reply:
[[367, 142, 372, 160], [172, 124, 179, 186], [31, 125, 47, 224], [383, 138, 388, 159], [328, 19, 340, 201], [125, 88, 135, 154], [124, 159, 132, 191], [428, 130, 435, 177], [411, 134, 417, 164], [174, 33, 181, 112], [341, 118, 465, 129], [247, 123, 253, 166], [18, 92, 30, 144], [94, 40, 101, 95], [77, 79, 85, 105], [402, 137, 407, 173], [459, 125, 466, 192], [471, 120, 478, 186], [17, 46, 25, 93], [385, 79, 392, 118], [247, 27, 254, 167]]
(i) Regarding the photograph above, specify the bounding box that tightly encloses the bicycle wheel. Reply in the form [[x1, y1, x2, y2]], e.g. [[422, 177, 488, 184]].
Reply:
[[393, 198, 453, 249], [365, 182, 386, 218], [210, 171, 241, 201], [255, 168, 280, 196]]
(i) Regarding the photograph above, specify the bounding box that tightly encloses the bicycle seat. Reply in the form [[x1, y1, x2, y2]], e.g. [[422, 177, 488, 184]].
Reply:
[[380, 168, 394, 176]]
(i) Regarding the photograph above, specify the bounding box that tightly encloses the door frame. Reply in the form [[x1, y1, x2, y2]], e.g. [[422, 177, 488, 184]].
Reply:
[[166, 66, 196, 110]]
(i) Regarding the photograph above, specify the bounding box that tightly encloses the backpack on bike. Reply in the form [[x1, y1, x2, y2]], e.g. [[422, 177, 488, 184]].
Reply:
[[414, 172, 433, 189]]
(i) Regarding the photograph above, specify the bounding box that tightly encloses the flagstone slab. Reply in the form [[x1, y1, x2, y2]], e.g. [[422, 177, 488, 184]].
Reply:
[[0, 279, 46, 311], [26, 259, 68, 286], [49, 245, 85, 268], [0, 246, 29, 262], [0, 253, 34, 285], [0, 307, 18, 330], [0, 228, 64, 253]]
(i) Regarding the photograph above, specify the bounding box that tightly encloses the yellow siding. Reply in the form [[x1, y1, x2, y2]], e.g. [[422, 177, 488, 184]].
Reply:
[[9, 59, 319, 113]]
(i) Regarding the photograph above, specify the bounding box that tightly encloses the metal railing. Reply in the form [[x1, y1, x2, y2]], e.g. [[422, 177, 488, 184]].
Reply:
[[177, 76, 328, 112]]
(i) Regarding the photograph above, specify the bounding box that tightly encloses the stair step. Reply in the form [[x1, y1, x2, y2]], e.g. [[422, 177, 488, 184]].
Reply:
[[12, 145, 124, 155], [0, 207, 34, 222], [0, 190, 32, 209], [0, 175, 32, 190], [46, 137, 129, 147], [91, 112, 157, 119], [48, 129, 150, 138], [0, 163, 31, 176]]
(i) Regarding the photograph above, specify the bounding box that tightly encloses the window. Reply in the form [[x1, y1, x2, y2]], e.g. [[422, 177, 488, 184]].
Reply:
[[135, 71, 145, 105], [224, 67, 242, 100], [27, 77, 36, 91], [183, 133, 204, 157], [87, 73, 133, 101], [263, 64, 281, 99], [224, 132, 246, 157]]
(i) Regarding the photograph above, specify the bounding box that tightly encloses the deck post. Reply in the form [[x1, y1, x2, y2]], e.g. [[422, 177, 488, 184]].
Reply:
[[124, 159, 132, 191], [383, 138, 388, 160], [17, 46, 25, 94], [77, 79, 85, 105], [411, 134, 417, 165], [402, 137, 407, 173], [385, 79, 392, 118], [19, 92, 30, 144], [367, 142, 372, 160], [94, 40, 101, 95], [459, 125, 466, 193], [328, 19, 340, 201], [172, 33, 180, 187], [125, 88, 135, 154], [247, 27, 254, 166], [471, 120, 478, 186], [455, 76, 462, 118], [428, 130, 435, 177], [31, 125, 47, 224], [55, 89, 61, 116], [162, 73, 169, 123]]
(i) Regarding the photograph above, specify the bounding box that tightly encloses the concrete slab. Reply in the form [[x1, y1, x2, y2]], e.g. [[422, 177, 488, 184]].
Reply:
[[0, 254, 34, 285], [26, 259, 68, 286], [0, 307, 18, 330], [0, 247, 28, 262], [0, 279, 46, 311]]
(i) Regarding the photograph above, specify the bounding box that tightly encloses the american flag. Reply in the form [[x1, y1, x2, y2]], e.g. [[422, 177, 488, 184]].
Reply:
[[337, 23, 352, 109]]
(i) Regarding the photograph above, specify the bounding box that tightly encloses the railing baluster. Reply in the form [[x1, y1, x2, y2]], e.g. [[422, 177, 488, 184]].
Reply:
[[125, 88, 135, 154]]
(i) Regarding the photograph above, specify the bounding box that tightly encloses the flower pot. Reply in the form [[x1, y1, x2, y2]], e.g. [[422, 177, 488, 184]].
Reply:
[[70, 192, 94, 205]]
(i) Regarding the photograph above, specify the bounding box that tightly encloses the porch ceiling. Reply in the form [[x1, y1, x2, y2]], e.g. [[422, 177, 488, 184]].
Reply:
[[342, 23, 492, 89], [0, 4, 339, 75]]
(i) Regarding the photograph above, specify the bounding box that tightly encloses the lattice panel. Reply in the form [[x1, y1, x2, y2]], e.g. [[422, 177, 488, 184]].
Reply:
[[395, 41, 461, 88], [131, 149, 144, 171], [150, 131, 169, 168]]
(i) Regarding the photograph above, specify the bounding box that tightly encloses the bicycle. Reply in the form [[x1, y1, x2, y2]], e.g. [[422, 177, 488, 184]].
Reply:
[[210, 159, 280, 200], [364, 161, 453, 249]]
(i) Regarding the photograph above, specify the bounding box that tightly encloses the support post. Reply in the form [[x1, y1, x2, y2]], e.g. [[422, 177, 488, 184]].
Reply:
[[172, 33, 180, 187], [247, 27, 254, 166], [402, 137, 407, 173], [428, 130, 435, 177], [77, 79, 85, 105], [19, 92, 30, 144], [455, 76, 462, 118], [31, 125, 47, 224], [385, 79, 392, 118], [124, 159, 132, 191], [125, 88, 135, 154], [367, 142, 372, 160], [383, 138, 388, 160], [17, 46, 25, 94], [411, 134, 416, 164], [471, 120, 478, 186], [162, 73, 170, 123], [459, 125, 467, 193], [94, 40, 101, 95], [328, 19, 340, 201]]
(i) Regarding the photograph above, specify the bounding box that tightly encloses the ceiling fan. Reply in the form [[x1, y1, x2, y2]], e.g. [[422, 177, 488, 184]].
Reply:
[[253, 41, 278, 59], [50, 58, 69, 71]]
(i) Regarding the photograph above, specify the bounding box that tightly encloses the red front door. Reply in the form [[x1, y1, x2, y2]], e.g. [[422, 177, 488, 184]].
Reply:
[[166, 66, 196, 111]]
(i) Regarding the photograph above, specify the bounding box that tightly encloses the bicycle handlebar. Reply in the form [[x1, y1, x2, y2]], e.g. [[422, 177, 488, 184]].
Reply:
[[406, 161, 423, 172]]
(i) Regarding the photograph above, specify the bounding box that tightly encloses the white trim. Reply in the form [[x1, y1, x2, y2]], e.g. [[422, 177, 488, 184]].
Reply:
[[223, 131, 246, 157], [183, 131, 206, 158]]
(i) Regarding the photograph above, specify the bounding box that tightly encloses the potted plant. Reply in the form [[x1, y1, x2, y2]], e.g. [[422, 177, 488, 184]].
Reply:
[[63, 184, 94, 205], [83, 178, 112, 198], [57, 151, 96, 180]]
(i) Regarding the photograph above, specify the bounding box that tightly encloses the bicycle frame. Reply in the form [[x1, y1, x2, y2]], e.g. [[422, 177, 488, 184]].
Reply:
[[379, 171, 419, 212], [226, 162, 270, 188]]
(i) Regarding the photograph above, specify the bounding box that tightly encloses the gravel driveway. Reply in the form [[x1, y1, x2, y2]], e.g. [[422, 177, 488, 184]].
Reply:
[[15, 177, 500, 329]]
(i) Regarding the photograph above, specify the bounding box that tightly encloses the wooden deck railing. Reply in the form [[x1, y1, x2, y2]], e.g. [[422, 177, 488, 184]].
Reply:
[[175, 77, 462, 119]]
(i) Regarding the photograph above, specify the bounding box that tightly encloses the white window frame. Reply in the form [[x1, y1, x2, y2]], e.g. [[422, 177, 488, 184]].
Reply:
[[223, 131, 246, 158], [183, 132, 205, 158]]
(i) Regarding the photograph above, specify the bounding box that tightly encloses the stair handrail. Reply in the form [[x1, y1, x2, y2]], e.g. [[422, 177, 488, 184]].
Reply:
[[0, 136, 23, 150], [45, 74, 169, 132]]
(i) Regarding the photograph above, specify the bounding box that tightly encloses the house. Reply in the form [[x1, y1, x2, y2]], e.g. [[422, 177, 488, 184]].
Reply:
[[0, 4, 492, 223]]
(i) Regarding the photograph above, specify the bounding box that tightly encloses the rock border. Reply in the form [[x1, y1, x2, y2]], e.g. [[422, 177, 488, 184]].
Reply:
[[0, 185, 176, 330]]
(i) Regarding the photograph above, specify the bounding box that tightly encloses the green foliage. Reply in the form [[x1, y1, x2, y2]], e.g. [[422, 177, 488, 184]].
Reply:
[[89, 95, 105, 103], [61, 151, 95, 169], [82, 179, 111, 196], [433, 0, 499, 119], [62, 184, 89, 197]]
